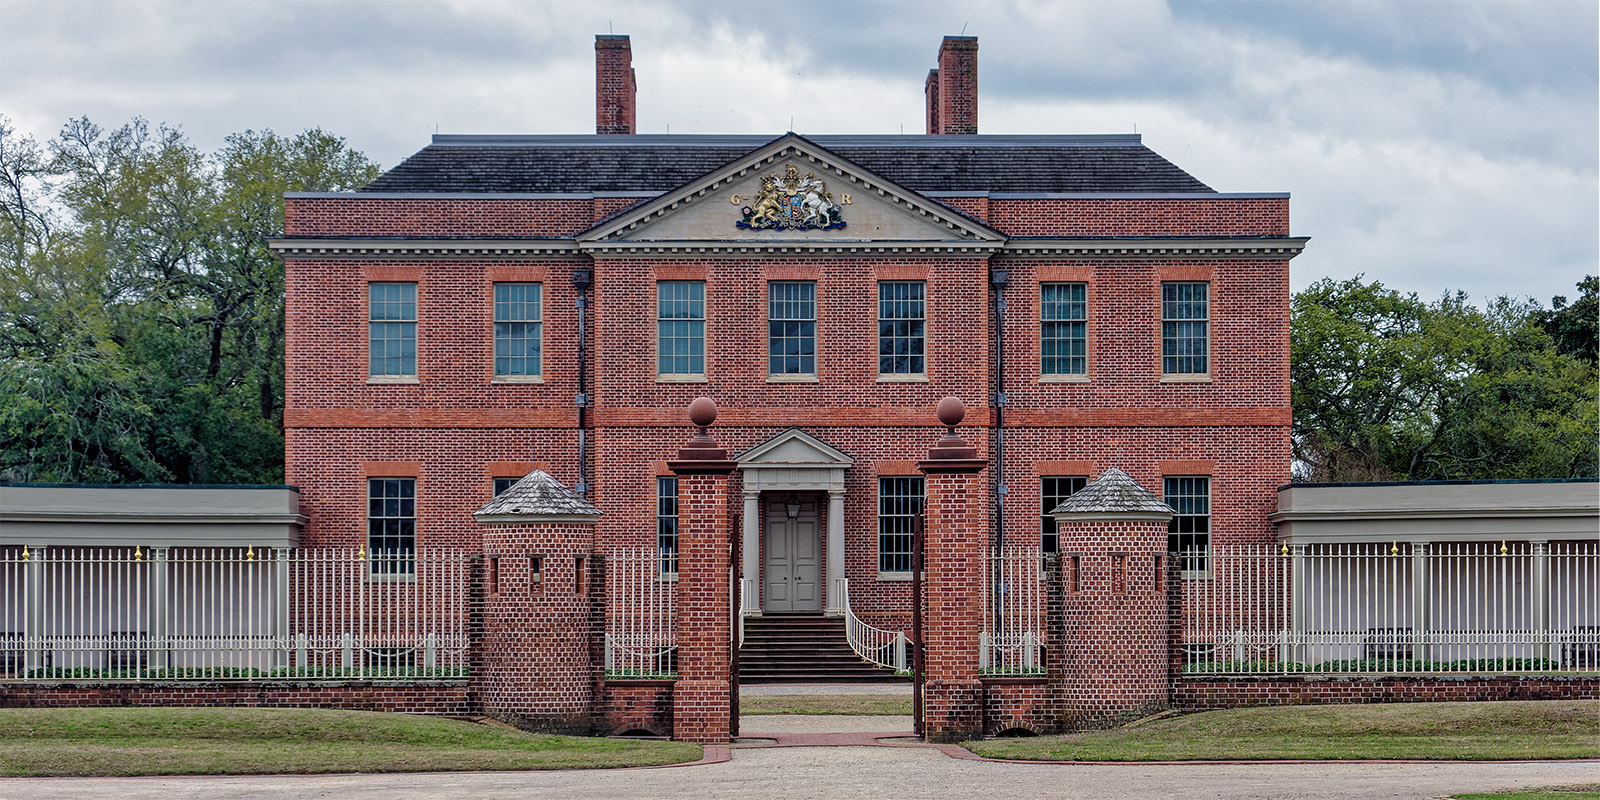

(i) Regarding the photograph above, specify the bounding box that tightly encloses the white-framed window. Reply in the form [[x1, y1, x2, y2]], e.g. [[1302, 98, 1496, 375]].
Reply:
[[1161, 282, 1208, 375], [367, 477, 416, 575], [492, 476, 519, 499], [878, 281, 925, 375], [878, 476, 922, 574], [657, 281, 705, 376], [1041, 283, 1087, 376], [768, 281, 816, 376], [493, 283, 542, 377], [369, 282, 417, 376], [1165, 475, 1211, 575], [1040, 476, 1088, 554], [657, 477, 679, 578]]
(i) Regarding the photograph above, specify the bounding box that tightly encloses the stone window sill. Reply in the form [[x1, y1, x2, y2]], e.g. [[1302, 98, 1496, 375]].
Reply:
[[1038, 374, 1090, 383], [1160, 374, 1213, 383], [367, 375, 419, 385], [491, 375, 545, 384], [767, 374, 820, 383], [877, 571, 917, 582], [876, 374, 928, 383], [657, 374, 708, 384]]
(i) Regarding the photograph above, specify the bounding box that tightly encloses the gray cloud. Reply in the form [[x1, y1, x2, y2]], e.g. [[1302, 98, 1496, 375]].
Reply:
[[1, 0, 1593, 303]]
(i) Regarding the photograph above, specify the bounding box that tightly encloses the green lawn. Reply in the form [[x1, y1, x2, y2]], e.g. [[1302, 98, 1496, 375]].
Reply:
[[967, 700, 1600, 762], [0, 707, 702, 777], [741, 694, 911, 715]]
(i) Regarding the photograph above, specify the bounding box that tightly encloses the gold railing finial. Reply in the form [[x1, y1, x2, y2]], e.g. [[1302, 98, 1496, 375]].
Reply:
[[1499, 540, 1509, 556], [247, 546, 256, 561], [1280, 542, 1290, 557], [356, 546, 367, 560], [134, 546, 143, 562], [20, 546, 29, 561], [1390, 540, 1400, 556]]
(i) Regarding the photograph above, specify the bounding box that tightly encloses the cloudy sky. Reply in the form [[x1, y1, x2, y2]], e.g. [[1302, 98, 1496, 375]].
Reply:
[[3, 0, 1595, 303]]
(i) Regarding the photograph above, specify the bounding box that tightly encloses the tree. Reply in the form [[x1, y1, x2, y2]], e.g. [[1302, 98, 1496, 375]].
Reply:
[[1537, 275, 1597, 365], [1291, 276, 1598, 482], [0, 116, 378, 483]]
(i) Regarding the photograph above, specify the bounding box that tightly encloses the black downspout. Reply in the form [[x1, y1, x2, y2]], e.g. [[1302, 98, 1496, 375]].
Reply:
[[990, 268, 1009, 632], [572, 265, 594, 497]]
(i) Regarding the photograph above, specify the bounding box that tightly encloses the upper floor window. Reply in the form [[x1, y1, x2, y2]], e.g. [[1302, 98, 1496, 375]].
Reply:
[[878, 476, 923, 574], [1041, 283, 1087, 376], [769, 281, 816, 376], [657, 477, 680, 578], [367, 477, 416, 575], [492, 476, 519, 498], [878, 281, 926, 376], [1040, 475, 1088, 554], [369, 283, 416, 377], [1165, 476, 1211, 575], [1161, 282, 1209, 375], [493, 283, 542, 377], [658, 281, 705, 376]]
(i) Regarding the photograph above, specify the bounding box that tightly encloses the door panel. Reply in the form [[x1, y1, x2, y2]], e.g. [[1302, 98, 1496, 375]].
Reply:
[[762, 498, 822, 613]]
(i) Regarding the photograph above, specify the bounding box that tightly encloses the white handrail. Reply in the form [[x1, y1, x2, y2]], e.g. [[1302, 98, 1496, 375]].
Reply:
[[840, 577, 910, 674]]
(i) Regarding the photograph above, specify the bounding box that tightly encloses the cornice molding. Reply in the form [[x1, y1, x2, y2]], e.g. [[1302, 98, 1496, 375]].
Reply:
[[578, 240, 1002, 257], [268, 238, 582, 258], [999, 237, 1309, 260]]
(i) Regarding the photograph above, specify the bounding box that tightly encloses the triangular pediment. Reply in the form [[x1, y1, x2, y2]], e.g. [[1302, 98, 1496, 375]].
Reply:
[[579, 134, 1003, 249], [736, 428, 854, 467]]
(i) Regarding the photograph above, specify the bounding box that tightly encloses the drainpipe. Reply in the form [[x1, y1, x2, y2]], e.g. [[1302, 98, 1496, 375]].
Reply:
[[990, 267, 1009, 631], [572, 264, 594, 496]]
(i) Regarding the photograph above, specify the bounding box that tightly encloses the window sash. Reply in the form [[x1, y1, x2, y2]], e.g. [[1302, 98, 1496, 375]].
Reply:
[[878, 281, 925, 375], [1040, 475, 1088, 554], [369, 283, 417, 376], [493, 283, 542, 376], [657, 282, 705, 375], [1161, 282, 1209, 374], [367, 477, 416, 574], [1040, 283, 1087, 375], [1164, 475, 1211, 574], [877, 476, 923, 573], [657, 477, 679, 577], [768, 282, 816, 375]]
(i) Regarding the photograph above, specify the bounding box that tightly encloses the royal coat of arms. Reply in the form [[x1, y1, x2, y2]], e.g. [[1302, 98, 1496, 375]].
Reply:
[[737, 166, 846, 230]]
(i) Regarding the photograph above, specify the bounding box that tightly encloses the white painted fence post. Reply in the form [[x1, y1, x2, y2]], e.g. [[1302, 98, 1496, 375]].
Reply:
[[275, 548, 290, 671], [24, 546, 45, 674], [149, 547, 170, 671], [1411, 542, 1430, 663], [295, 632, 308, 672], [341, 632, 354, 669], [1532, 540, 1550, 662]]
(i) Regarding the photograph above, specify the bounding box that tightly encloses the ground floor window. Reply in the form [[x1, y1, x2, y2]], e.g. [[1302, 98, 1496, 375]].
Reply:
[[367, 477, 415, 575], [878, 476, 923, 574], [657, 477, 679, 578], [1165, 475, 1210, 575], [1040, 476, 1088, 554]]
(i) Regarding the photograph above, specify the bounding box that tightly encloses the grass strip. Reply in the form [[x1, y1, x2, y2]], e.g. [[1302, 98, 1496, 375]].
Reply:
[[0, 707, 701, 777], [740, 695, 912, 715], [966, 700, 1600, 762]]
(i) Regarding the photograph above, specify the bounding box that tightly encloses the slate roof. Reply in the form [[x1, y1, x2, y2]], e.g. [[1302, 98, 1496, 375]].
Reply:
[[360, 134, 1214, 194], [1049, 468, 1176, 516], [474, 469, 601, 519]]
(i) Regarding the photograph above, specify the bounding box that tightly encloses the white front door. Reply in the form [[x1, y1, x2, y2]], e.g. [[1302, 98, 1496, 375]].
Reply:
[[762, 497, 822, 612]]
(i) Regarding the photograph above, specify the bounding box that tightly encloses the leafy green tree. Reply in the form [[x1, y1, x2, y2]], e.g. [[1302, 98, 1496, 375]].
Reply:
[[0, 116, 377, 484], [1292, 276, 1598, 482], [1537, 275, 1597, 365]]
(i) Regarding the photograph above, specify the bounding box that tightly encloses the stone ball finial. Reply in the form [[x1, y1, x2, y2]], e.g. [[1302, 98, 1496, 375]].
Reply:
[[936, 396, 966, 429], [688, 397, 719, 429]]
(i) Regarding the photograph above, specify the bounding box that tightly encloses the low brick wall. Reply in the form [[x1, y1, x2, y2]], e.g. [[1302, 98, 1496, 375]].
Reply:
[[598, 680, 674, 737], [0, 681, 472, 715], [980, 678, 1058, 736], [1175, 674, 1600, 708]]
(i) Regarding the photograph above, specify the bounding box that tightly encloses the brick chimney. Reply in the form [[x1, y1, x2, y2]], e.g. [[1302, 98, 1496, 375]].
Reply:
[[924, 36, 977, 135], [595, 34, 636, 135]]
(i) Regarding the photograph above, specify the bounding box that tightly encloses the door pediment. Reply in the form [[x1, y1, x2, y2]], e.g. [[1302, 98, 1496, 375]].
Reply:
[[736, 428, 854, 469]]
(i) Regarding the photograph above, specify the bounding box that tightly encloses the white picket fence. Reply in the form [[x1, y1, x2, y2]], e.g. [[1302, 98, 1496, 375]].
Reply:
[[981, 549, 1048, 675], [0, 546, 469, 680], [602, 548, 677, 679], [1184, 541, 1600, 674]]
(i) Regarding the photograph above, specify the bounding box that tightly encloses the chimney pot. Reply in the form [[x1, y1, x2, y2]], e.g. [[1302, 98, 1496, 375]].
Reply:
[[595, 34, 636, 135], [933, 35, 977, 135]]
